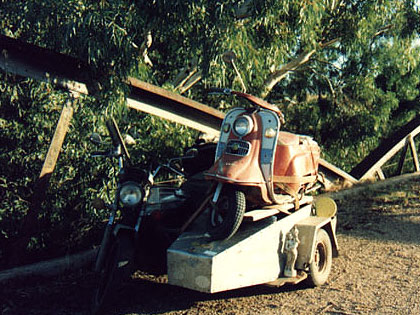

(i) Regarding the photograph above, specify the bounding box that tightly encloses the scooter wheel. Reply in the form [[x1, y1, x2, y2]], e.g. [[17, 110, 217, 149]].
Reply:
[[208, 188, 246, 240]]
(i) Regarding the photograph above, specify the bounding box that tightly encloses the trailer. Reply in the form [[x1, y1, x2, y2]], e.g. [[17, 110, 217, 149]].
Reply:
[[167, 197, 338, 293]]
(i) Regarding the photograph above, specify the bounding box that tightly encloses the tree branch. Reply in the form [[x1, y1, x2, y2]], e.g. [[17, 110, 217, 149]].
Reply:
[[260, 22, 392, 99], [261, 49, 316, 99]]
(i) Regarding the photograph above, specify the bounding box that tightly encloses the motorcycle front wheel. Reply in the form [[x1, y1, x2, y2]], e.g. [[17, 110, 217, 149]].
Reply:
[[91, 233, 134, 314], [208, 188, 246, 240]]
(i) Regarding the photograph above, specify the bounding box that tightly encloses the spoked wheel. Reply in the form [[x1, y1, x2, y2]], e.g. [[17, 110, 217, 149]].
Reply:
[[307, 229, 332, 286], [91, 234, 134, 314], [208, 188, 246, 240]]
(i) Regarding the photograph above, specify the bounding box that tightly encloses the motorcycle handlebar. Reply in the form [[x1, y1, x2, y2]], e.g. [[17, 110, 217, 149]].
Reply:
[[206, 87, 232, 95], [105, 118, 132, 166]]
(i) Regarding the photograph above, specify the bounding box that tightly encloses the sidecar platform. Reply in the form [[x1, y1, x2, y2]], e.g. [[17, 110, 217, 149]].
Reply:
[[167, 203, 317, 293]]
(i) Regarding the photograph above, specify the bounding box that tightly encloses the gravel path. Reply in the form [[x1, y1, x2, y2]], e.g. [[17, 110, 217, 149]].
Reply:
[[2, 178, 420, 315]]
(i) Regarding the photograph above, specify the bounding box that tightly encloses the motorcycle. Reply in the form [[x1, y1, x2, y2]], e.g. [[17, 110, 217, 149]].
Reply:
[[204, 89, 322, 240], [89, 118, 213, 313]]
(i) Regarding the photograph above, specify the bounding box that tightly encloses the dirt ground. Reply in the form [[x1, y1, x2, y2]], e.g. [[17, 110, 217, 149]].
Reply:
[[2, 177, 420, 315]]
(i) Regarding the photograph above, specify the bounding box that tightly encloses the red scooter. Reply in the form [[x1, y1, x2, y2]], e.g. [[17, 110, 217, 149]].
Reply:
[[205, 89, 322, 240]]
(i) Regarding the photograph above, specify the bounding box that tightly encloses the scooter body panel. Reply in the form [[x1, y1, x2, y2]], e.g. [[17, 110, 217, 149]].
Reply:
[[273, 132, 321, 192]]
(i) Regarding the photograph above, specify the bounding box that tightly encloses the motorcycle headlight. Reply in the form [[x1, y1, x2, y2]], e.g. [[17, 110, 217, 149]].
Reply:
[[233, 116, 253, 137], [119, 182, 143, 206]]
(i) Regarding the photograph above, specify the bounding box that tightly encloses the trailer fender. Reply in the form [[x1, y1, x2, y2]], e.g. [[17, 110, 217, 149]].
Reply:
[[294, 216, 338, 270]]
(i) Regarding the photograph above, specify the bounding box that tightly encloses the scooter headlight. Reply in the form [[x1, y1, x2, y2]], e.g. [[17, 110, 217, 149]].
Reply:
[[119, 182, 143, 206], [233, 116, 253, 137]]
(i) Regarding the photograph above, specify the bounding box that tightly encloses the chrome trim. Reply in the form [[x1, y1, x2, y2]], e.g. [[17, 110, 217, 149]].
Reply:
[[216, 108, 246, 161], [233, 115, 253, 138]]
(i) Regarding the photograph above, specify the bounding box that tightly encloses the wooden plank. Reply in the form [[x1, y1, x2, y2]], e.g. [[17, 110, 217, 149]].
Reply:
[[265, 271, 307, 287], [244, 196, 313, 222], [244, 209, 283, 222], [318, 158, 358, 184]]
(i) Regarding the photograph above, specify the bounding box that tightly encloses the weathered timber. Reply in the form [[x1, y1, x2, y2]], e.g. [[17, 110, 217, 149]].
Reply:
[[8, 98, 75, 266], [0, 34, 92, 94], [0, 34, 223, 136], [350, 116, 420, 180], [127, 78, 223, 137], [0, 249, 96, 284]]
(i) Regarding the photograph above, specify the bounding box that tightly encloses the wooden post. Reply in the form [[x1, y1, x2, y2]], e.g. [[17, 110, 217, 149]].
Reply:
[[408, 135, 420, 172], [39, 99, 74, 178], [8, 95, 76, 266], [396, 139, 409, 176], [376, 168, 386, 180]]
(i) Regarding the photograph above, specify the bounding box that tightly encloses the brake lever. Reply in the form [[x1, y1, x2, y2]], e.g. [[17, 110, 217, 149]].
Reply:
[[90, 151, 110, 158]]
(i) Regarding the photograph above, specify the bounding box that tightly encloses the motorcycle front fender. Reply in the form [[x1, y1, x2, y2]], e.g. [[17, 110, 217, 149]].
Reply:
[[94, 224, 136, 272]]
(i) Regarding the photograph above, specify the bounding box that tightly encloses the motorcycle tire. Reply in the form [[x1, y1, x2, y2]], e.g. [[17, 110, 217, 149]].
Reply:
[[91, 233, 134, 314], [208, 188, 246, 240]]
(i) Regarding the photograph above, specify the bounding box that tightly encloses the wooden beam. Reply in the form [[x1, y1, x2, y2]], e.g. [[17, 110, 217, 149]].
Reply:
[[127, 78, 223, 137]]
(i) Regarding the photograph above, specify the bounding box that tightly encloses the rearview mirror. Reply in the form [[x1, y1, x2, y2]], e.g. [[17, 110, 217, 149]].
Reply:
[[89, 133, 103, 145]]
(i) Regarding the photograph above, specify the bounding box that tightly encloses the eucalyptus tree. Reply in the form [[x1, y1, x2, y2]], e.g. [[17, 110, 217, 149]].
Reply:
[[1, 0, 420, 266], [1, 0, 420, 171]]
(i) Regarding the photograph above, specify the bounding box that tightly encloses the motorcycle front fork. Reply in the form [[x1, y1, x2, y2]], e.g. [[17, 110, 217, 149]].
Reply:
[[94, 221, 114, 272], [94, 205, 143, 272]]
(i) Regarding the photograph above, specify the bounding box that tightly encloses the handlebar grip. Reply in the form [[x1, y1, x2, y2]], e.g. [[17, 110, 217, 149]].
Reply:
[[105, 119, 122, 147], [206, 88, 231, 95]]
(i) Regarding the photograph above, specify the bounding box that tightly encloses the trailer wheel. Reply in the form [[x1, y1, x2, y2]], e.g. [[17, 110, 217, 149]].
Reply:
[[307, 229, 332, 286], [208, 188, 246, 240]]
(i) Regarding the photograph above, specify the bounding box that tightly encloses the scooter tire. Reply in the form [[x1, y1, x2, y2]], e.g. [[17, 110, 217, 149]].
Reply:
[[91, 233, 134, 314], [208, 189, 246, 240]]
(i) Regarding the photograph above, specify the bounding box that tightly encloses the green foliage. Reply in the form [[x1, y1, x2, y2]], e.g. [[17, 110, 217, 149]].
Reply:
[[1, 0, 420, 265]]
